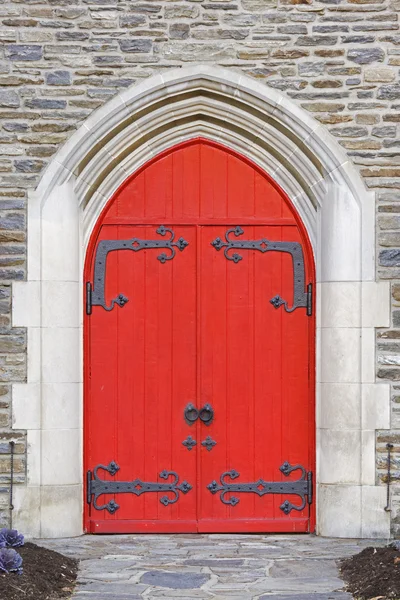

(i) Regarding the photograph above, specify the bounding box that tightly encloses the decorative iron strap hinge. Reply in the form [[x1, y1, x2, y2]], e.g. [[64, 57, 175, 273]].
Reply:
[[86, 226, 189, 314], [211, 226, 313, 315], [207, 462, 313, 514], [87, 461, 192, 514]]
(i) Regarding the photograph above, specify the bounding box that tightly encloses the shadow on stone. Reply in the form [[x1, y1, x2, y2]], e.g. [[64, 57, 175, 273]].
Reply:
[[140, 570, 210, 589]]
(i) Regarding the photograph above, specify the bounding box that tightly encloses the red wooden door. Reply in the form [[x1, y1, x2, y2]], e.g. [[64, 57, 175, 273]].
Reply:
[[84, 139, 315, 534], [85, 224, 198, 533], [198, 225, 312, 532]]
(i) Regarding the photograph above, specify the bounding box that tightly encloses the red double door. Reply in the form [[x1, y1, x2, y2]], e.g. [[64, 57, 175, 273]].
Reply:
[[84, 140, 315, 534]]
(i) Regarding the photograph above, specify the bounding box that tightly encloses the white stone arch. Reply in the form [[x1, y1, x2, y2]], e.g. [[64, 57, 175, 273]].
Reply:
[[11, 65, 391, 538]]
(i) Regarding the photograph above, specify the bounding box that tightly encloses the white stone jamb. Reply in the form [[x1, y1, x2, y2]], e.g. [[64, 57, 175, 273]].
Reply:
[[12, 179, 83, 538], [316, 182, 391, 538]]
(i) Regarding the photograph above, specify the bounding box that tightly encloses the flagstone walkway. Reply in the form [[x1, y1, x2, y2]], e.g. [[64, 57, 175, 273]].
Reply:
[[40, 534, 383, 600]]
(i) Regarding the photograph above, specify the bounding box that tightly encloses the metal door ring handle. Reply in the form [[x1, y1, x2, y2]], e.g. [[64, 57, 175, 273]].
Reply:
[[199, 404, 214, 425], [184, 403, 199, 425]]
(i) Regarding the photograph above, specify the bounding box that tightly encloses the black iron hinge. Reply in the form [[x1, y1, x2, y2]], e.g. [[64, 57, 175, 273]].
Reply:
[[86, 470, 92, 504], [306, 283, 313, 317], [86, 282, 92, 316], [86, 462, 192, 513], [307, 470, 313, 505], [207, 463, 313, 513]]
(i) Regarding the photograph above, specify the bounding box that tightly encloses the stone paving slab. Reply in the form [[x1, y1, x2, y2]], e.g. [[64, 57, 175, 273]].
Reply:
[[38, 534, 386, 599]]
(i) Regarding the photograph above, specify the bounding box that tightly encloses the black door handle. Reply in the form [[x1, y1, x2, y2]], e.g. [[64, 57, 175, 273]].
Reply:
[[199, 404, 214, 426], [184, 403, 199, 425]]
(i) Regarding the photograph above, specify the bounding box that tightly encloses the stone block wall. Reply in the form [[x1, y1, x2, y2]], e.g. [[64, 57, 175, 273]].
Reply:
[[1, 0, 400, 534]]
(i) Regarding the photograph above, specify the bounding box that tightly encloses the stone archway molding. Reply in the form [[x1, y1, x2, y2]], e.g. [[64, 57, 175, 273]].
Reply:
[[11, 65, 391, 538]]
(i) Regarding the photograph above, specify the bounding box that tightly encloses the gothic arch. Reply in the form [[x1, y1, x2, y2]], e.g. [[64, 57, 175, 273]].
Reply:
[[12, 65, 390, 538]]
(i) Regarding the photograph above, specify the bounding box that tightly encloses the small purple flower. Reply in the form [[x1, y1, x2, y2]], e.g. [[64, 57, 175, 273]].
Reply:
[[0, 548, 23, 574], [0, 528, 24, 548]]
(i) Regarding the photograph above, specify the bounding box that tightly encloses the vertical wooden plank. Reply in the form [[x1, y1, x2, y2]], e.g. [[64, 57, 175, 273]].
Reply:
[[198, 225, 229, 523], [182, 143, 201, 219], [279, 224, 311, 523], [127, 226, 146, 520], [199, 144, 228, 219], [144, 156, 172, 220], [172, 148, 184, 220], [115, 171, 146, 219], [254, 171, 287, 220], [225, 225, 253, 521], [87, 225, 120, 523], [170, 226, 197, 523], [254, 225, 284, 522], [115, 225, 145, 520], [141, 228, 160, 521], [227, 153, 255, 219], [155, 225, 174, 522]]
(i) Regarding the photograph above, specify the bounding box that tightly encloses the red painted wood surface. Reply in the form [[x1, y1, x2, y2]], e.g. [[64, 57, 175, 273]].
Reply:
[[84, 139, 315, 534]]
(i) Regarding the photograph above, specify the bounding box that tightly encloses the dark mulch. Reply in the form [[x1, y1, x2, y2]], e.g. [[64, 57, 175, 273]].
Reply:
[[340, 546, 400, 600], [0, 542, 78, 600]]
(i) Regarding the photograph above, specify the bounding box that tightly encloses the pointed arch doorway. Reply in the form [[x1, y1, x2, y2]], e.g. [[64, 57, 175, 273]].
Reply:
[[13, 65, 387, 541], [84, 139, 315, 534]]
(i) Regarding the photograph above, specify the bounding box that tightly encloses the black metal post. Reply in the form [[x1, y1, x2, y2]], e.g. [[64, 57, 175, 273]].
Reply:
[[9, 440, 14, 528], [384, 442, 394, 512]]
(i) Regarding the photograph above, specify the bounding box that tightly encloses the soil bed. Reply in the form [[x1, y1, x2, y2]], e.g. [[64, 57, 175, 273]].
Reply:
[[0, 542, 78, 600], [340, 546, 400, 600]]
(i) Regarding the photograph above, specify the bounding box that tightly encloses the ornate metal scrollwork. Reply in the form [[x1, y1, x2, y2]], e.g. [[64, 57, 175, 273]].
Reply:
[[201, 436, 217, 452], [87, 226, 189, 313], [211, 226, 312, 314], [87, 461, 192, 514], [182, 435, 197, 451], [206, 461, 312, 514]]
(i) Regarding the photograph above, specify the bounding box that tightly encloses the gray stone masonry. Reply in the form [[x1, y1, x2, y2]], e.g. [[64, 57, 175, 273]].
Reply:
[[40, 533, 383, 599], [1, 0, 400, 533]]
